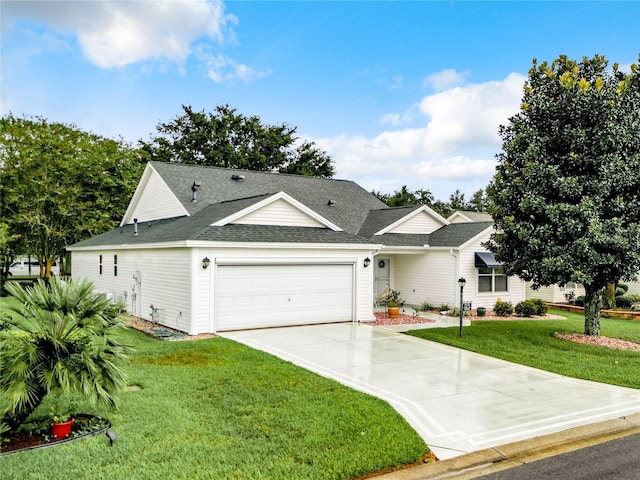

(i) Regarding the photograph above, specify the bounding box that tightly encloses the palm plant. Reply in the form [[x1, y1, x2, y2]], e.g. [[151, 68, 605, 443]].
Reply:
[[0, 277, 132, 430]]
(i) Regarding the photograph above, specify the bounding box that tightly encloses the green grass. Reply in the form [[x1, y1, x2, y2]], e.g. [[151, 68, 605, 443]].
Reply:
[[0, 325, 427, 479], [408, 309, 640, 389]]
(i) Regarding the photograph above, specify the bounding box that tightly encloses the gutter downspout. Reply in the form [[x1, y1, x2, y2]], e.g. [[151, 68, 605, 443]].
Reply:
[[450, 249, 460, 306]]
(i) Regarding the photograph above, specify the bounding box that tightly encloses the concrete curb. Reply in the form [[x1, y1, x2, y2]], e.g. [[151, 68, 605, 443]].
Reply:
[[377, 413, 640, 479]]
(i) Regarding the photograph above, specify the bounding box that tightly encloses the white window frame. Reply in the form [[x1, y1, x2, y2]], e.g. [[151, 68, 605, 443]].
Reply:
[[478, 267, 508, 293]]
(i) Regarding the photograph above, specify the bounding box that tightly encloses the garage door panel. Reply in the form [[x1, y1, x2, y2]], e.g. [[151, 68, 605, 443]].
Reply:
[[215, 264, 354, 331]]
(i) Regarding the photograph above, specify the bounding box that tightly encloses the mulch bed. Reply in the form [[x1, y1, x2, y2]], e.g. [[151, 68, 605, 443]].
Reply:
[[372, 312, 436, 326], [554, 333, 640, 351], [1, 415, 109, 455], [127, 317, 216, 341]]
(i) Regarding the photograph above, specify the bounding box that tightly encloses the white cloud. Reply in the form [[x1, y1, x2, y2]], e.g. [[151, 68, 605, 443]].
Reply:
[[196, 48, 271, 83], [423, 68, 469, 91], [420, 72, 525, 156], [3, 0, 235, 68], [314, 73, 526, 199]]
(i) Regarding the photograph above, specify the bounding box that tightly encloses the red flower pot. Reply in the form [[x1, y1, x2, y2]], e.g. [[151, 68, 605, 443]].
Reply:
[[51, 418, 74, 439]]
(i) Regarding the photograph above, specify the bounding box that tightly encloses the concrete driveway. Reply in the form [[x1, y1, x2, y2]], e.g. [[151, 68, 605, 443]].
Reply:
[[220, 323, 640, 460]]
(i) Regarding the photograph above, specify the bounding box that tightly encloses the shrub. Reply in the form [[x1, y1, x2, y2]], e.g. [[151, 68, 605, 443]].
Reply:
[[494, 300, 514, 316], [385, 289, 403, 308], [574, 295, 585, 307], [448, 307, 460, 317], [617, 283, 629, 295], [515, 300, 536, 317], [531, 298, 548, 315], [439, 303, 450, 312], [616, 296, 634, 309], [420, 301, 435, 311], [615, 287, 626, 297], [1, 277, 132, 430]]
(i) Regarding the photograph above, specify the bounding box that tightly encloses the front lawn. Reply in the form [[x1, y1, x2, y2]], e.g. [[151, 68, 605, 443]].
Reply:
[[0, 325, 428, 479], [408, 309, 640, 389]]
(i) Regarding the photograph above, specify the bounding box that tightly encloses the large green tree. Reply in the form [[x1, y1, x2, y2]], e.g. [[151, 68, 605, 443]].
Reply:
[[373, 186, 490, 218], [0, 115, 146, 278], [487, 54, 640, 336], [141, 104, 335, 177]]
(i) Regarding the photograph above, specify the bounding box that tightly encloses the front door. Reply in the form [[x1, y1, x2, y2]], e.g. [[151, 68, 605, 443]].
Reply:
[[374, 258, 391, 300]]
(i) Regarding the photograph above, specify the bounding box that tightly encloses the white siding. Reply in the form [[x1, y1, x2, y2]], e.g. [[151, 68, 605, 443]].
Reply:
[[72, 248, 193, 333], [459, 235, 526, 310], [379, 229, 526, 312], [232, 198, 325, 227], [127, 169, 187, 223], [392, 252, 458, 309], [192, 246, 374, 334], [526, 283, 586, 303], [627, 280, 640, 296], [388, 211, 444, 234]]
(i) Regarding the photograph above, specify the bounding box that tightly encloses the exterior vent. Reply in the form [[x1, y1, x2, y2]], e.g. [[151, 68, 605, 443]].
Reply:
[[191, 182, 201, 203], [231, 174, 245, 182]]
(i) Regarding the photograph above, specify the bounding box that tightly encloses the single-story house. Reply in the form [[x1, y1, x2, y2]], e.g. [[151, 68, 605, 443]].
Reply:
[[68, 162, 525, 334], [525, 282, 586, 304]]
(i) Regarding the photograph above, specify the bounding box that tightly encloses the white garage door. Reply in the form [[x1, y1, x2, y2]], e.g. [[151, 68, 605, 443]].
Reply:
[[215, 263, 354, 331]]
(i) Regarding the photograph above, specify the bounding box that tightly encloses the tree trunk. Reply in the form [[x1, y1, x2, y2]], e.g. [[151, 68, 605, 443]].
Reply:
[[583, 285, 602, 337], [605, 283, 616, 309], [4, 386, 46, 432]]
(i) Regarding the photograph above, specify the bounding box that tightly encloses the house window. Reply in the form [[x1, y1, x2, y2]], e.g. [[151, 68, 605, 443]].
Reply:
[[114, 255, 118, 277], [478, 267, 508, 293], [559, 282, 577, 291], [99, 255, 103, 275]]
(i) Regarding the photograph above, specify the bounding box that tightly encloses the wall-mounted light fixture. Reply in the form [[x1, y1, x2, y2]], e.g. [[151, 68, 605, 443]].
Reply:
[[363, 257, 371, 268], [202, 257, 211, 269]]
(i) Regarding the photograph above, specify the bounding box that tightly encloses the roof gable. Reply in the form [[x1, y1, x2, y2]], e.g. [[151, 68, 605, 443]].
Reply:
[[213, 192, 341, 230], [448, 210, 493, 223], [428, 222, 494, 248], [146, 161, 386, 235], [374, 205, 448, 235], [121, 163, 188, 226]]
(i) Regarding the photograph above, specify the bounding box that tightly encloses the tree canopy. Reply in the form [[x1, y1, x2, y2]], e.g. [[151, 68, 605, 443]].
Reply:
[[141, 104, 335, 178], [0, 115, 146, 278], [373, 186, 490, 218], [487, 54, 640, 336]]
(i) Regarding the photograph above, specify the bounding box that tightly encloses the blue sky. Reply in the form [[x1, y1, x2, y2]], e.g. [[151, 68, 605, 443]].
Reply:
[[2, 1, 639, 201]]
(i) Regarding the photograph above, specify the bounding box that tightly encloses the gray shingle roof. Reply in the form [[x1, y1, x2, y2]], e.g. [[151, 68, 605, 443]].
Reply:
[[367, 221, 493, 248], [149, 161, 386, 236], [427, 222, 494, 247], [70, 216, 376, 248], [357, 206, 421, 238], [70, 162, 494, 250], [371, 234, 431, 247]]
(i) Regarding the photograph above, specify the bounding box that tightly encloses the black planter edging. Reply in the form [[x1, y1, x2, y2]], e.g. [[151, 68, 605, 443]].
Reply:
[[0, 415, 111, 456]]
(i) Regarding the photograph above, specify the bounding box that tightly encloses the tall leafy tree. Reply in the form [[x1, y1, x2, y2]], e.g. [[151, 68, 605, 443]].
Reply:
[[487, 55, 640, 336], [141, 104, 336, 177], [0, 115, 146, 278], [372, 185, 434, 208]]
